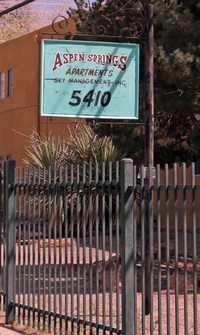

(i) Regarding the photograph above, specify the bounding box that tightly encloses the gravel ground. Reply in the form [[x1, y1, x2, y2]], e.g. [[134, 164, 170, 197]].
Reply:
[[0, 229, 199, 334]]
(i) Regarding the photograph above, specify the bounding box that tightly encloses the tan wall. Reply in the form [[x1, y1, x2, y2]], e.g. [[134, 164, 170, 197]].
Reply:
[[0, 19, 77, 166], [157, 165, 200, 229]]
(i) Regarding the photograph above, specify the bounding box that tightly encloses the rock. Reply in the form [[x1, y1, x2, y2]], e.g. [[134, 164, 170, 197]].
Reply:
[[86, 256, 122, 293]]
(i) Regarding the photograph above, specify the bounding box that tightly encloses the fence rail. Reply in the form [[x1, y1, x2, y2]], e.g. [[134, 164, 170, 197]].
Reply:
[[0, 159, 199, 334]]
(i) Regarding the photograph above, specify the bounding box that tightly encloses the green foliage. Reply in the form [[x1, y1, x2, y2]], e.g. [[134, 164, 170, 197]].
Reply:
[[67, 0, 144, 43], [24, 125, 124, 233], [153, 0, 200, 164], [67, 0, 200, 165], [154, 0, 200, 118], [24, 125, 125, 173], [23, 130, 68, 179], [63, 124, 125, 172]]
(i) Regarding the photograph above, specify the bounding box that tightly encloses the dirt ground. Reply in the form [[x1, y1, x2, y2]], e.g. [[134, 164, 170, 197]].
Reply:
[[0, 229, 199, 334]]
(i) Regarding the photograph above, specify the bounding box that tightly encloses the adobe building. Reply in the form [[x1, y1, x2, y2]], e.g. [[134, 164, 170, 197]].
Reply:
[[0, 19, 78, 166]]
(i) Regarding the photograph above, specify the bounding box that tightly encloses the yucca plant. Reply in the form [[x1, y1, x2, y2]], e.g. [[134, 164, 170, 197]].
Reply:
[[24, 125, 124, 175], [61, 124, 125, 233], [63, 123, 125, 178], [23, 131, 69, 232], [23, 130, 68, 177], [24, 125, 125, 235]]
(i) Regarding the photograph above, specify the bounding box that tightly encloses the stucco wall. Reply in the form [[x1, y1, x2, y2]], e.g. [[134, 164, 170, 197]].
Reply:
[[0, 19, 77, 166], [157, 165, 200, 229]]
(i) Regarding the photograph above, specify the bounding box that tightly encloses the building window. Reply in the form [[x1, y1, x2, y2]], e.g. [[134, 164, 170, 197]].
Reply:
[[7, 69, 13, 97], [0, 71, 5, 99]]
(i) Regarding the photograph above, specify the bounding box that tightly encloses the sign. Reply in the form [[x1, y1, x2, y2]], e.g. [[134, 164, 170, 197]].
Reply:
[[40, 40, 139, 119]]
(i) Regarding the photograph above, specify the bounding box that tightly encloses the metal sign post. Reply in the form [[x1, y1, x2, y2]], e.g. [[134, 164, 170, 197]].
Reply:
[[144, 4, 154, 319]]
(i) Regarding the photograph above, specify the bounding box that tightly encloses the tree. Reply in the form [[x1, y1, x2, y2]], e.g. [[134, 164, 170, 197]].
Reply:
[[0, 0, 35, 42], [153, 0, 200, 164], [67, 0, 200, 165], [0, 0, 65, 43]]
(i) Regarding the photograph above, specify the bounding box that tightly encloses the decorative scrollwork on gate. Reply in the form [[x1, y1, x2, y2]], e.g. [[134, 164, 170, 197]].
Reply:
[[51, 0, 145, 40]]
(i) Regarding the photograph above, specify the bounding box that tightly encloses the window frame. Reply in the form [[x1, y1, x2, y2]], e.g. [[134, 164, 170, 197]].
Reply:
[[0, 71, 5, 99], [7, 68, 13, 97]]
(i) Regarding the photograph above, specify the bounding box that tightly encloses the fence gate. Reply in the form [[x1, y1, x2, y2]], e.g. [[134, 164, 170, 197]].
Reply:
[[1, 158, 124, 334], [0, 158, 199, 335]]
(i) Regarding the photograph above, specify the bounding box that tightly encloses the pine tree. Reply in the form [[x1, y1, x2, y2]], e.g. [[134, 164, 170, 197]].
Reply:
[[153, 0, 200, 164]]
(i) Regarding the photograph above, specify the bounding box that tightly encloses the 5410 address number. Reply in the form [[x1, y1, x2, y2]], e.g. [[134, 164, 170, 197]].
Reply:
[[69, 90, 112, 108]]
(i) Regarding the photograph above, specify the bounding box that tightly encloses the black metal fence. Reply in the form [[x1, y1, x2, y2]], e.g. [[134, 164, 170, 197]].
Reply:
[[0, 159, 199, 334]]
